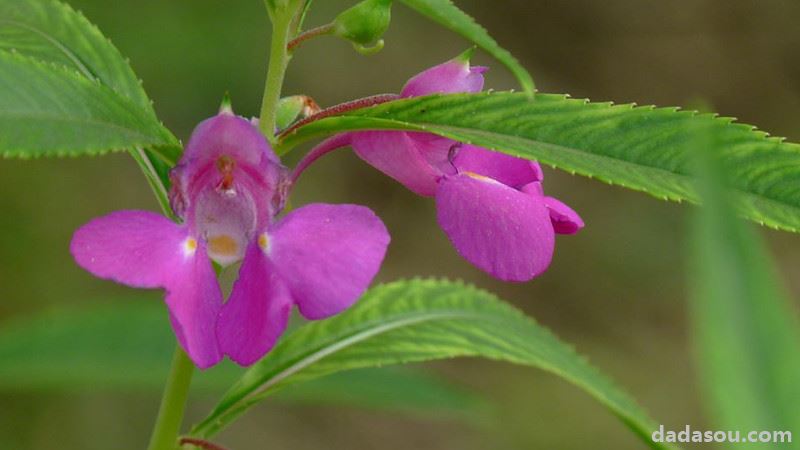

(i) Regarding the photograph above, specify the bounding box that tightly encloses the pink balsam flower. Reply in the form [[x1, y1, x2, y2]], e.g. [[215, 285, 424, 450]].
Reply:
[[71, 106, 390, 368], [295, 53, 583, 282]]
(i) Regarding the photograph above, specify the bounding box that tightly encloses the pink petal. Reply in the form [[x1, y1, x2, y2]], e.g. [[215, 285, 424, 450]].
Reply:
[[269, 204, 390, 320], [521, 181, 544, 196], [164, 241, 223, 369], [70, 210, 188, 288], [453, 145, 543, 188], [170, 112, 287, 225], [544, 196, 585, 235], [435, 174, 555, 281], [181, 112, 279, 167], [351, 131, 442, 196], [401, 58, 487, 98], [70, 210, 222, 368], [217, 242, 292, 366]]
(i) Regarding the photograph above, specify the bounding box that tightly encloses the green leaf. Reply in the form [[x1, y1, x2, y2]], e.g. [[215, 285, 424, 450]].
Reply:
[[278, 92, 800, 233], [397, 0, 534, 94], [191, 279, 674, 450], [0, 0, 154, 113], [0, 301, 484, 420], [0, 0, 179, 210], [274, 366, 487, 421], [0, 51, 176, 158], [689, 137, 800, 447]]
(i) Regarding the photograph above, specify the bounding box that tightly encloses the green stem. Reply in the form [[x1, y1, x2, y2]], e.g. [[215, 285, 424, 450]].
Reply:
[[147, 346, 195, 450], [259, 5, 296, 144]]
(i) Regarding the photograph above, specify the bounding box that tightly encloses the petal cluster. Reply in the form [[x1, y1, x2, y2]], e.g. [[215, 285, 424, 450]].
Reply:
[[328, 54, 583, 281], [71, 110, 390, 368]]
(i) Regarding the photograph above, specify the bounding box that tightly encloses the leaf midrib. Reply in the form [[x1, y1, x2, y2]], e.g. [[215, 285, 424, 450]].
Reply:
[[284, 116, 698, 184], [286, 115, 800, 231], [0, 112, 164, 142], [0, 19, 97, 80], [197, 309, 483, 435], [427, 122, 800, 229]]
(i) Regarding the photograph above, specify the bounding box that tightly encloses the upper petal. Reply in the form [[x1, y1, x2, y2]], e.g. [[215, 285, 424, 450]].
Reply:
[[351, 131, 443, 196], [435, 174, 555, 281], [181, 112, 279, 168], [217, 241, 292, 366], [453, 145, 543, 188], [170, 112, 288, 225], [70, 210, 189, 288], [401, 57, 487, 98], [269, 204, 390, 320], [164, 241, 224, 369]]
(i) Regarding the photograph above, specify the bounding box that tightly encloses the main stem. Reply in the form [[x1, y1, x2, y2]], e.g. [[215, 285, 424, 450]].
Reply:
[[147, 7, 299, 449], [147, 347, 195, 450], [259, 6, 295, 144]]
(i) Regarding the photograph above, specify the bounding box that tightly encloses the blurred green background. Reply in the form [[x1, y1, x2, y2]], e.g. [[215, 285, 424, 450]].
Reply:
[[1, 0, 799, 448]]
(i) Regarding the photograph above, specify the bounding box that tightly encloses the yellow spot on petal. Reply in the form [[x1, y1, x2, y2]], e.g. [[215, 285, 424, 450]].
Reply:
[[208, 234, 239, 256], [183, 237, 198, 256], [463, 171, 500, 184], [258, 233, 270, 252]]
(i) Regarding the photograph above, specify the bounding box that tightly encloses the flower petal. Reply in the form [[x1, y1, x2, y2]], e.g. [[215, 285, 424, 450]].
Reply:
[[270, 204, 390, 320], [164, 241, 224, 369], [217, 242, 292, 366], [401, 58, 487, 98], [181, 112, 280, 168], [351, 131, 442, 196], [544, 196, 585, 235], [70, 210, 188, 288], [521, 181, 544, 196], [435, 174, 555, 281], [170, 112, 287, 225], [453, 145, 543, 188], [70, 210, 223, 368]]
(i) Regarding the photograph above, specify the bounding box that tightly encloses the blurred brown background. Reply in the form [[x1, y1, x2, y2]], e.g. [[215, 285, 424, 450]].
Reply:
[[1, 0, 799, 448]]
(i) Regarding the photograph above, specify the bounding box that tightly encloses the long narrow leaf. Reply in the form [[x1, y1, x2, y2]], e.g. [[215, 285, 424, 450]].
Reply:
[[277, 92, 800, 233], [689, 140, 800, 447], [191, 278, 675, 450]]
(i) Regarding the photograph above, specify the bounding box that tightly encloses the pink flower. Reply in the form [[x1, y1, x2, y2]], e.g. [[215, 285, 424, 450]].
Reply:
[[71, 107, 390, 368], [295, 53, 583, 282]]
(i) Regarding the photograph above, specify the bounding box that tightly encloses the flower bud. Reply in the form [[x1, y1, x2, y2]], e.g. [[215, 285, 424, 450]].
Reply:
[[332, 0, 392, 54], [275, 95, 320, 130]]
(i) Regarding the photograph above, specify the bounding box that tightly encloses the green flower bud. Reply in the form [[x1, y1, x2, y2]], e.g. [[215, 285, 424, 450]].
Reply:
[[332, 0, 392, 54], [275, 95, 320, 131]]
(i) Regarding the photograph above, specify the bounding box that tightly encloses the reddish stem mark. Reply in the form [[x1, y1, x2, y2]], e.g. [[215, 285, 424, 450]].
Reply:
[[179, 437, 230, 450], [287, 24, 334, 52], [278, 93, 400, 140]]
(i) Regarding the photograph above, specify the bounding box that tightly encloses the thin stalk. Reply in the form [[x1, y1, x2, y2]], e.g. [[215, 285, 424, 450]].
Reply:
[[129, 147, 173, 218], [291, 133, 352, 183], [287, 23, 333, 52], [259, 7, 295, 143], [146, 347, 195, 450]]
